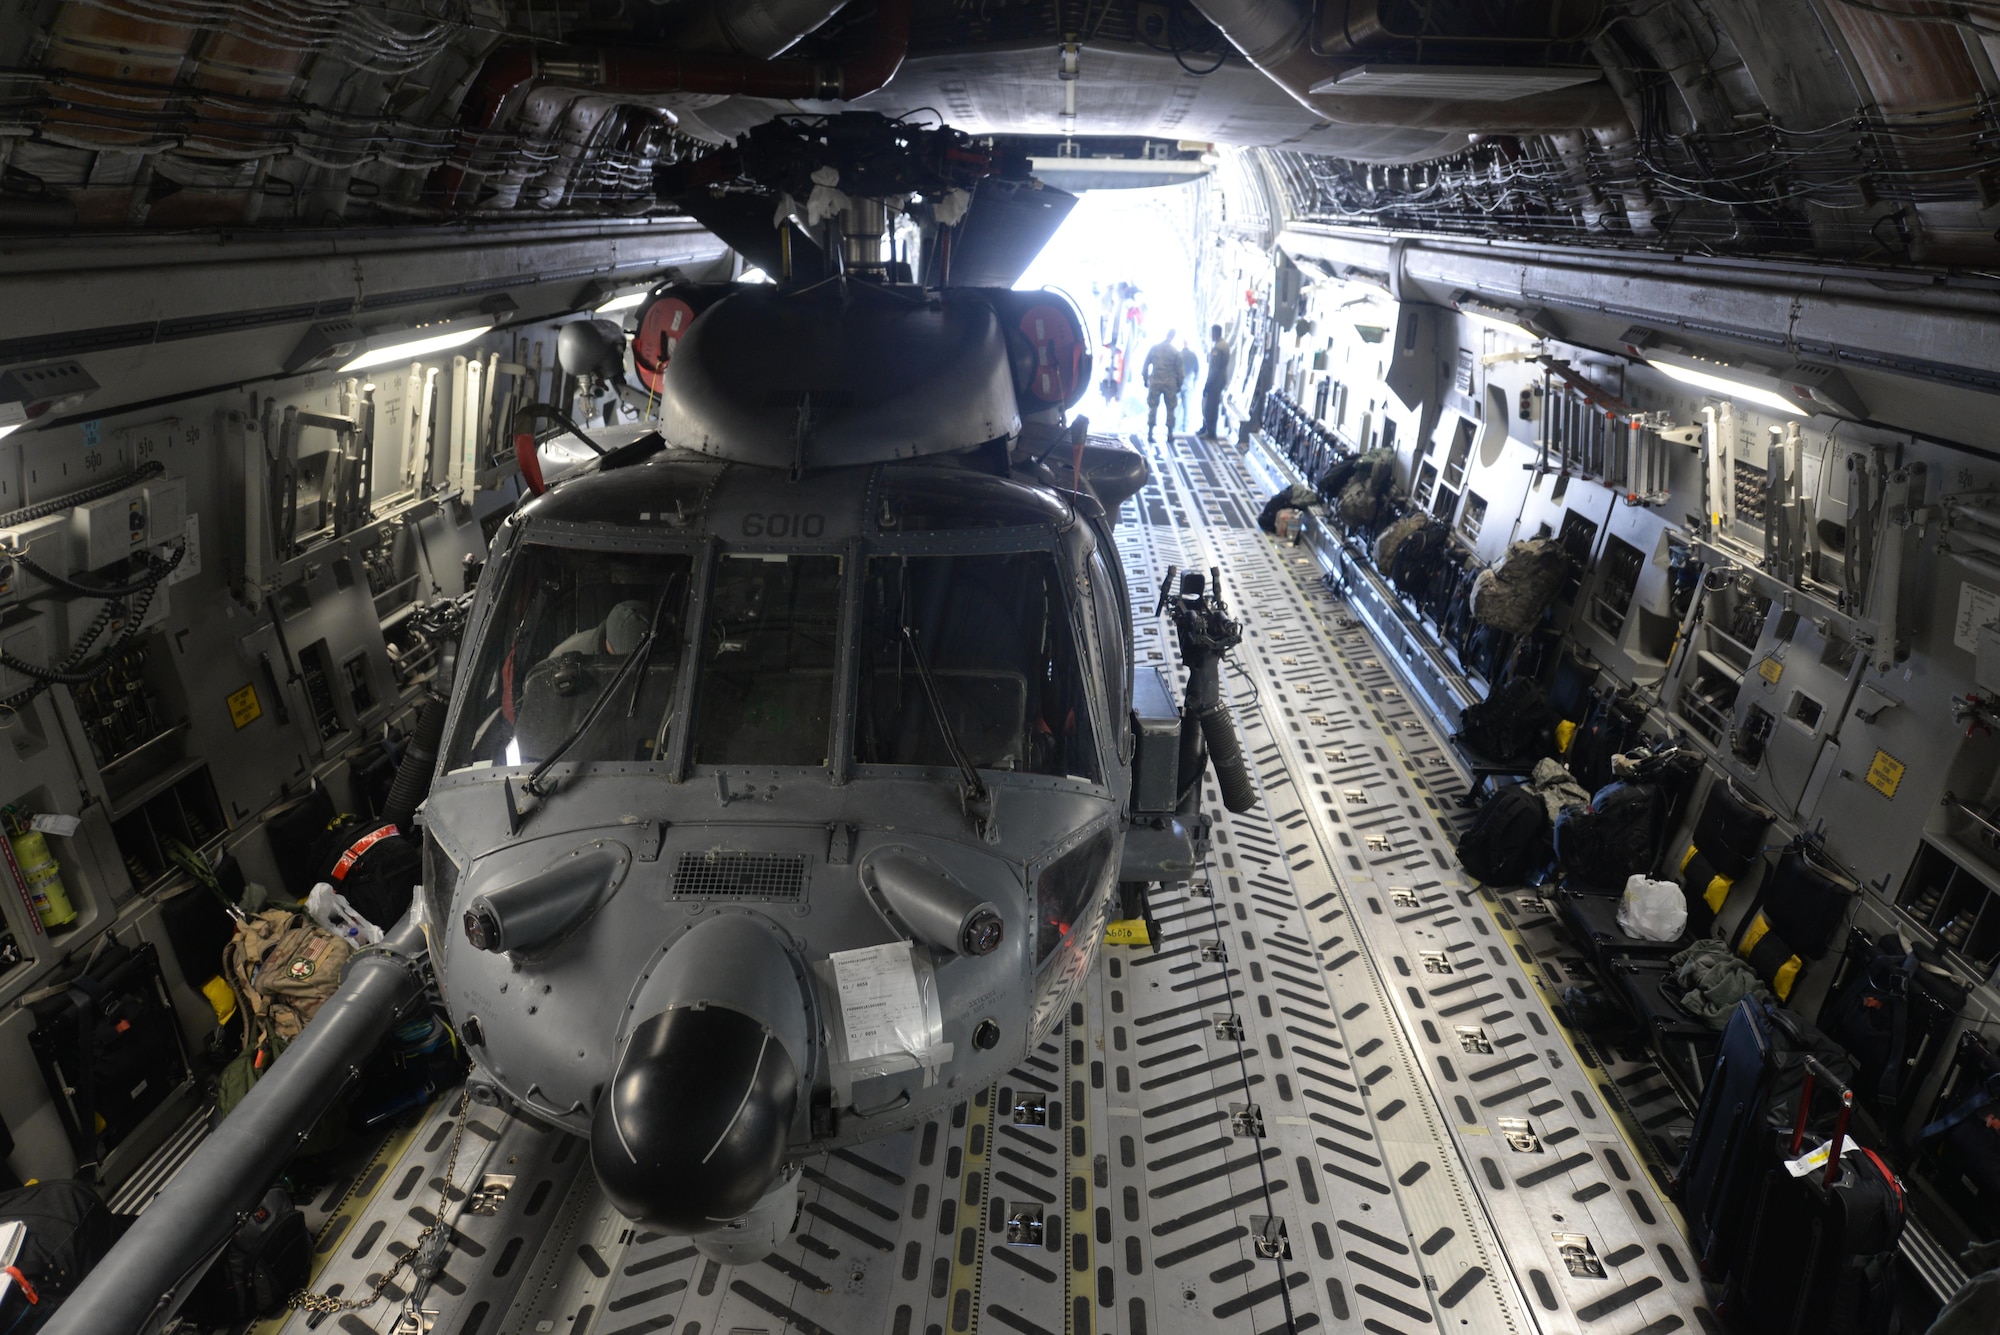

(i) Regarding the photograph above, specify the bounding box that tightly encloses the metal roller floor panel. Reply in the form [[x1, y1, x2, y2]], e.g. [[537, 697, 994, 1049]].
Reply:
[[245, 427, 1709, 1335]]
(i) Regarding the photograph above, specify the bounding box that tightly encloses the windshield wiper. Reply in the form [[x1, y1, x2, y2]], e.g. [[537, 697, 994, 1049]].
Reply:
[[523, 583, 674, 800], [900, 624, 998, 841]]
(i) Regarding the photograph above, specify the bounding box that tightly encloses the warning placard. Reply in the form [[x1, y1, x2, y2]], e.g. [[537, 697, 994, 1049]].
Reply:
[[227, 683, 262, 730], [1865, 749, 1904, 799]]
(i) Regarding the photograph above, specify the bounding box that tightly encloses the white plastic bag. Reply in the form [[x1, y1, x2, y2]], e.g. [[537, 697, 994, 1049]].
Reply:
[[1617, 875, 1686, 942], [307, 882, 384, 947]]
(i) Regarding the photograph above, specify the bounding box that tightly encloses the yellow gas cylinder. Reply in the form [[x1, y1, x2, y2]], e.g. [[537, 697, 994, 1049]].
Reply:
[[10, 829, 77, 928]]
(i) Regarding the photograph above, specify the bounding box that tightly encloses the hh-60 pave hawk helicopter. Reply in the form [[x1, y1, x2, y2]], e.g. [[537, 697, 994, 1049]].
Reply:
[[52, 112, 1258, 1333]]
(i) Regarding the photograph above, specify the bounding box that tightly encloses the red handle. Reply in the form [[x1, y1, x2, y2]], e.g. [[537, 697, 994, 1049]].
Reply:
[[1825, 1089, 1854, 1190], [1790, 1069, 1816, 1155]]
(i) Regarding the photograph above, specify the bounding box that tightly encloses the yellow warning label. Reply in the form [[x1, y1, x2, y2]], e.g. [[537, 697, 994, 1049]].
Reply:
[[227, 683, 262, 730], [1105, 918, 1152, 947], [1758, 658, 1784, 684], [1866, 749, 1905, 799]]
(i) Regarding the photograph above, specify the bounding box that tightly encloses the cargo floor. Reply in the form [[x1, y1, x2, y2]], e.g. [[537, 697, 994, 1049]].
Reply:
[[168, 424, 1711, 1335]]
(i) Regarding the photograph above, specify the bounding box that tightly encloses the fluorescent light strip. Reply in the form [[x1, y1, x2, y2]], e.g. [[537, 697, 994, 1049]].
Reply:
[[0, 424, 19, 441], [1647, 357, 1803, 416], [595, 292, 646, 314], [339, 320, 495, 373]]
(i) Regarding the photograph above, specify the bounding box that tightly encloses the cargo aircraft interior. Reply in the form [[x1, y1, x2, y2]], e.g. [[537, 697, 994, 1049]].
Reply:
[[0, 1, 1998, 1333]]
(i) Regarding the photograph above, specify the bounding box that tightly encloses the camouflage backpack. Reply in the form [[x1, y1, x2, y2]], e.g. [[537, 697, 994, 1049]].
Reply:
[[1336, 449, 1397, 534], [1374, 512, 1427, 575], [223, 909, 352, 1050], [1472, 538, 1575, 636], [215, 910, 353, 1126]]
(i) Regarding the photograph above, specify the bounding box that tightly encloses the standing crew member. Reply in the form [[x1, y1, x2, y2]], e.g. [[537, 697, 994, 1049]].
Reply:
[[1142, 330, 1185, 442], [1200, 324, 1231, 441], [1177, 342, 1199, 432]]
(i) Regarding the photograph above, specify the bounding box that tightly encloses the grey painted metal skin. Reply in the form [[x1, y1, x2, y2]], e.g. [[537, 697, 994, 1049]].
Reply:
[[428, 455, 1131, 1140], [422, 284, 1156, 1253], [43, 918, 429, 1335]]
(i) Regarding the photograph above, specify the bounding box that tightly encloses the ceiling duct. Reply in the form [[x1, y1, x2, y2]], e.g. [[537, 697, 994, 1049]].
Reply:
[[1185, 0, 1628, 156], [1314, 0, 1603, 55], [1309, 65, 1602, 99]]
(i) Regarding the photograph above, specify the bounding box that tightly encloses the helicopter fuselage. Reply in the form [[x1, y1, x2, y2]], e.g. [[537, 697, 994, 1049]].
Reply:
[[422, 452, 1134, 1235]]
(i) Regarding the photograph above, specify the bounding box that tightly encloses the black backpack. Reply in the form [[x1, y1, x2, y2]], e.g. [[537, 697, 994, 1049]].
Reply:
[[1822, 933, 1967, 1116], [1567, 689, 1648, 794], [1455, 678, 1557, 766], [1454, 785, 1551, 887], [1554, 780, 1665, 888], [180, 1187, 309, 1326], [310, 816, 422, 932]]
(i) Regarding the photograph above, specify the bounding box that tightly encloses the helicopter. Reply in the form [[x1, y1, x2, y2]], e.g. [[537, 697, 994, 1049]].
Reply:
[[408, 113, 1265, 1260], [45, 118, 1263, 1331]]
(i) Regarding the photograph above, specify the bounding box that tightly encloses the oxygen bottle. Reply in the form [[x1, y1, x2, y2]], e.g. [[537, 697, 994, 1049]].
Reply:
[[9, 828, 76, 929]]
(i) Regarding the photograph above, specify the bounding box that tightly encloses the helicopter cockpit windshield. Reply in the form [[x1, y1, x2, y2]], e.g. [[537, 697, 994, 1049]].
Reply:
[[445, 513, 1104, 787], [448, 543, 695, 772], [855, 551, 1099, 783]]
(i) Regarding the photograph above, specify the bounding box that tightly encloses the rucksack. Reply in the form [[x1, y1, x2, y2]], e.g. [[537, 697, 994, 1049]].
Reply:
[[1391, 521, 1451, 597], [223, 910, 352, 1051], [1373, 512, 1426, 575], [1454, 784, 1551, 887], [309, 816, 421, 933], [1472, 538, 1573, 636], [1918, 1064, 2000, 1232], [1257, 483, 1316, 533], [1335, 449, 1397, 534], [1822, 934, 1967, 1115], [1455, 678, 1556, 765], [1567, 688, 1648, 793], [1554, 780, 1666, 888], [215, 912, 353, 1143], [180, 1187, 309, 1326], [1315, 456, 1362, 506]]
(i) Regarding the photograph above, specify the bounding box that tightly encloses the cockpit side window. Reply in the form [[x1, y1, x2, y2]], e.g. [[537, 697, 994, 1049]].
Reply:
[[689, 554, 844, 767], [446, 544, 695, 772], [853, 550, 1101, 784], [1086, 549, 1127, 746]]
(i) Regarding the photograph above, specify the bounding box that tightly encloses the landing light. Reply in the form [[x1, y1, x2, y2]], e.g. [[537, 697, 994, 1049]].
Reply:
[[339, 318, 497, 373]]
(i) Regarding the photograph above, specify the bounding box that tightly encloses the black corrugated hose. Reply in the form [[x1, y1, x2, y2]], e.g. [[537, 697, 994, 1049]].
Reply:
[[0, 542, 185, 711], [0, 460, 163, 528], [1197, 703, 1258, 814], [383, 691, 449, 833]]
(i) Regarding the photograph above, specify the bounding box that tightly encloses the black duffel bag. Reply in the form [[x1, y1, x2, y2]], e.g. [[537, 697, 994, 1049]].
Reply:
[[0, 1179, 122, 1331]]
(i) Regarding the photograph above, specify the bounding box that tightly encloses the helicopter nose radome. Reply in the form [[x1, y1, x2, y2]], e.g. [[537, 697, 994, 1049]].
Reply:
[[592, 1004, 800, 1231], [590, 914, 814, 1233]]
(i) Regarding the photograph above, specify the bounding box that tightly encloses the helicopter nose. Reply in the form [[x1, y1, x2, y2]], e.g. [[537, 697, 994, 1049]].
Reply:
[[589, 913, 813, 1233], [591, 1003, 800, 1231]]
